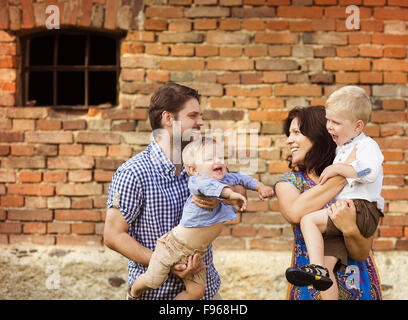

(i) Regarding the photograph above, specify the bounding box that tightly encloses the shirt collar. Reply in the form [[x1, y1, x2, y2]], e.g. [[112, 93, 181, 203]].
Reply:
[[341, 132, 365, 147], [150, 138, 187, 177]]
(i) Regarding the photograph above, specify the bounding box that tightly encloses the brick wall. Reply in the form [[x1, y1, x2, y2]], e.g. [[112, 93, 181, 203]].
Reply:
[[0, 0, 407, 251]]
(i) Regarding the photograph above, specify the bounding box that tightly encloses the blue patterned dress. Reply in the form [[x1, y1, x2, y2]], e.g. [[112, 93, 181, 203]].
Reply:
[[276, 171, 382, 300]]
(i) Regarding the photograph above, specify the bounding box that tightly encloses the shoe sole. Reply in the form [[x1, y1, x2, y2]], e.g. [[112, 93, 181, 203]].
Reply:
[[285, 268, 333, 291]]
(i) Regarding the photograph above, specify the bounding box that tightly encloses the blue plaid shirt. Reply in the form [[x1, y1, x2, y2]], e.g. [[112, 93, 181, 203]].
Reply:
[[107, 139, 221, 299]]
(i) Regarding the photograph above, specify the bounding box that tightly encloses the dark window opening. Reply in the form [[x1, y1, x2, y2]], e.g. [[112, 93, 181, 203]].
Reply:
[[22, 30, 122, 108]]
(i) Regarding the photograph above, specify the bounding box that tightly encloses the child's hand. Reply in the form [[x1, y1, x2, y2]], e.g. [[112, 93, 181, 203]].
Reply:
[[229, 191, 247, 212], [319, 164, 339, 185], [257, 183, 275, 200]]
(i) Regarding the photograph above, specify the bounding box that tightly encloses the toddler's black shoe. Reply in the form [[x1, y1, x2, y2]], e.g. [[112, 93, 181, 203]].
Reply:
[[285, 264, 333, 291]]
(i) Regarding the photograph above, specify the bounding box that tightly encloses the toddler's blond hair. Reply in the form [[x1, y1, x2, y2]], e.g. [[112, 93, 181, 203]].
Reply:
[[182, 137, 217, 170], [326, 86, 372, 124]]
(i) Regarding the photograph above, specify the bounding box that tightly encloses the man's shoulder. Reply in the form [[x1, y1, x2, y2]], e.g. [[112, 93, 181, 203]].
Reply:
[[115, 147, 153, 177]]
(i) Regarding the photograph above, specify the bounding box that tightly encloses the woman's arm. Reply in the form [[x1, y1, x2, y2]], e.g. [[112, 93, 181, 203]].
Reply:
[[275, 175, 347, 224], [328, 200, 373, 262]]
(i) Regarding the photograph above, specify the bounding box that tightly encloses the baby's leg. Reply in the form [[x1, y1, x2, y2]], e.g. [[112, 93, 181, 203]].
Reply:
[[320, 256, 339, 300], [300, 208, 329, 267], [174, 279, 205, 300]]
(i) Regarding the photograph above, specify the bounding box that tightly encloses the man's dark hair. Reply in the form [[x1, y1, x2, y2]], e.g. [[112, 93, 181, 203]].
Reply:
[[283, 105, 336, 176], [148, 83, 201, 130]]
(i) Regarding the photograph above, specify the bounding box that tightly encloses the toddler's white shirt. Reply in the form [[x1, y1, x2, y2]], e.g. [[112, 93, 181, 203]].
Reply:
[[333, 132, 384, 211]]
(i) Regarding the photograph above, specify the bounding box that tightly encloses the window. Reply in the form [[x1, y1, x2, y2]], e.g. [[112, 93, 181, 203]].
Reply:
[[21, 30, 123, 108]]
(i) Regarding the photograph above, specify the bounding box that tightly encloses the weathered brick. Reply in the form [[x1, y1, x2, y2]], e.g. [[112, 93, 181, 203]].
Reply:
[[48, 157, 94, 169], [56, 184, 102, 196]]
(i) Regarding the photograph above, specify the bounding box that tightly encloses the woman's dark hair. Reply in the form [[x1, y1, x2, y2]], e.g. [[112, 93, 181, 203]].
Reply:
[[149, 83, 201, 130], [283, 105, 336, 176]]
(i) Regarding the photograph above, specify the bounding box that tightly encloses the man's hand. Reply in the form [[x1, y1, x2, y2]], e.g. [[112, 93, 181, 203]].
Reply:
[[171, 253, 207, 280], [192, 193, 221, 209]]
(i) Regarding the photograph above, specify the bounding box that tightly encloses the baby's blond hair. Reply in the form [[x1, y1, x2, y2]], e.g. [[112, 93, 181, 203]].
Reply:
[[182, 137, 217, 169], [326, 86, 372, 124]]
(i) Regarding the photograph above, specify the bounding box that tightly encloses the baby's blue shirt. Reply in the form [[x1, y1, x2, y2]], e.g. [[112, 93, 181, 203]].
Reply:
[[179, 172, 258, 228]]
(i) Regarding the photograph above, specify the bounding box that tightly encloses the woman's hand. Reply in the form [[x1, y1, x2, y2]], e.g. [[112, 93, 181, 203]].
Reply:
[[327, 200, 359, 236]]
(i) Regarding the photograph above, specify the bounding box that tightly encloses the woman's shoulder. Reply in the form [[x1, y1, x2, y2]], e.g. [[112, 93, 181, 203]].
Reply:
[[274, 171, 310, 192]]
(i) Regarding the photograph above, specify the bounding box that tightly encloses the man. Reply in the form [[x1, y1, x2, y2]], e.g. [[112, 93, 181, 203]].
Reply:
[[104, 83, 238, 299]]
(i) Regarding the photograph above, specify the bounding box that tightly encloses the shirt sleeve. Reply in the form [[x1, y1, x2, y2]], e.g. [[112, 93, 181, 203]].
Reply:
[[346, 139, 384, 185], [223, 172, 259, 190], [273, 172, 299, 194], [188, 175, 229, 198], [107, 169, 144, 225]]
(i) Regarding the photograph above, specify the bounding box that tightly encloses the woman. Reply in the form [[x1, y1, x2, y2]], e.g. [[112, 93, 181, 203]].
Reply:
[[274, 106, 382, 300]]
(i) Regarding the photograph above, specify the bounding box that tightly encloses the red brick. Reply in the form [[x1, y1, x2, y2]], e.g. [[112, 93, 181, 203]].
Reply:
[[248, 238, 292, 250], [1, 196, 24, 208], [94, 170, 114, 182], [193, 19, 217, 30], [185, 7, 229, 18], [324, 58, 371, 71], [277, 6, 323, 19], [231, 225, 257, 237], [21, 0, 35, 28], [207, 59, 253, 71], [196, 45, 218, 57], [38, 119, 61, 130], [384, 72, 407, 84], [23, 222, 46, 234], [0, 0, 8, 29], [379, 226, 402, 238], [159, 58, 205, 70], [374, 7, 408, 20], [360, 72, 383, 84], [359, 45, 383, 58], [0, 222, 21, 233], [18, 171, 42, 183], [144, 19, 168, 31], [373, 59, 408, 71], [382, 189, 408, 200], [47, 222, 70, 234], [382, 99, 405, 111], [169, 20, 191, 32], [79, 0, 92, 27], [72, 222, 95, 234], [55, 183, 102, 196], [254, 32, 298, 44], [104, 0, 120, 29], [55, 210, 101, 221], [56, 235, 102, 246], [371, 111, 406, 123], [274, 84, 322, 96], [11, 145, 35, 156], [373, 239, 394, 251], [383, 164, 408, 175], [43, 171, 67, 183], [249, 111, 288, 122], [265, 20, 289, 31], [372, 33, 408, 45], [257, 226, 281, 238], [8, 209, 53, 221], [8, 184, 54, 196], [59, 144, 83, 156], [48, 157, 94, 169], [145, 6, 184, 18], [225, 86, 271, 96], [384, 47, 406, 58]]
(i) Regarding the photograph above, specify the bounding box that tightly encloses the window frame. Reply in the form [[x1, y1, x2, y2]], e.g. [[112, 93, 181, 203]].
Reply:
[[21, 29, 123, 109]]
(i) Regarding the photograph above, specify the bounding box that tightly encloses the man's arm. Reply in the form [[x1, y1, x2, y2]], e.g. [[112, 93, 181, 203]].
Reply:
[[104, 208, 152, 265], [104, 207, 206, 279]]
